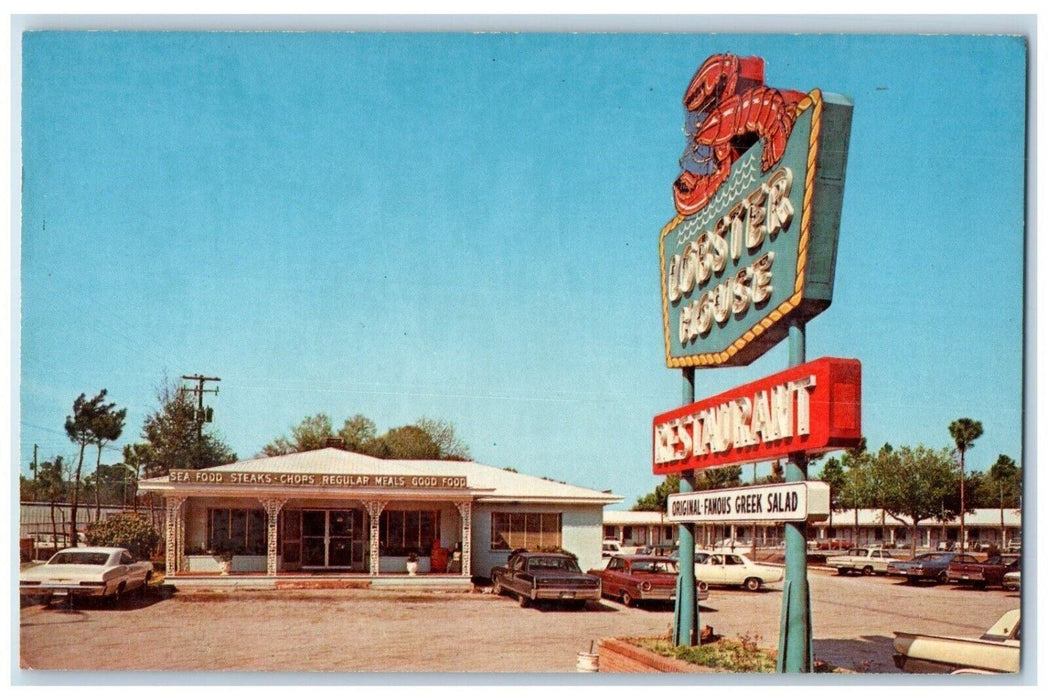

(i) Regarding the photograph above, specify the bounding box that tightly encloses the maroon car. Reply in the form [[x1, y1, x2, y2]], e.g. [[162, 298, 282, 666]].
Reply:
[[946, 554, 1021, 588], [588, 555, 708, 607]]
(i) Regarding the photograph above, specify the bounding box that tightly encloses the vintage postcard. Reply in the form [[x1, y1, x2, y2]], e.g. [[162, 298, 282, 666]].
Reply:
[[14, 19, 1030, 682]]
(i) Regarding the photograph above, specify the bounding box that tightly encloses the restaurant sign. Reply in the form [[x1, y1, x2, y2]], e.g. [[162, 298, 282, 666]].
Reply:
[[666, 481, 830, 524], [652, 357, 861, 475], [167, 470, 468, 489], [661, 54, 853, 367]]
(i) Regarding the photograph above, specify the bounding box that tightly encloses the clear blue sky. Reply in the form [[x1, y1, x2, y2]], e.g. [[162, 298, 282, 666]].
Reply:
[[18, 32, 1027, 508]]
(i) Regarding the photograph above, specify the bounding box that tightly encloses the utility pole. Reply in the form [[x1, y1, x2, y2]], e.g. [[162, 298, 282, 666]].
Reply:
[[181, 374, 221, 468], [32, 444, 38, 481]]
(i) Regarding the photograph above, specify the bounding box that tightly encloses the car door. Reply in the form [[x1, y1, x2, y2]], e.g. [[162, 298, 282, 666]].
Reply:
[[722, 554, 748, 584], [697, 554, 727, 585], [508, 556, 528, 595], [119, 550, 139, 584], [604, 557, 626, 596]]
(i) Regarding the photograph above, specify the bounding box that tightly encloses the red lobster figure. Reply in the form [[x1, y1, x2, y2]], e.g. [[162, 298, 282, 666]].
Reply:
[[673, 54, 805, 217]]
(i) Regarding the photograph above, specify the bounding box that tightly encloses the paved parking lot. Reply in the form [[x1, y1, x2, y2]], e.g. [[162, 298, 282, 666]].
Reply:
[[19, 569, 1021, 675]]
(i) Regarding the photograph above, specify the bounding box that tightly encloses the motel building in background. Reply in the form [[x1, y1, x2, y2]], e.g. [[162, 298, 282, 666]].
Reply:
[[603, 507, 1022, 552], [137, 447, 620, 587]]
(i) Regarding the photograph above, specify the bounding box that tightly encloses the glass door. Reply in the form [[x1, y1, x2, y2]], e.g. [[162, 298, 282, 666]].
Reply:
[[328, 510, 353, 568], [302, 510, 327, 567], [282, 509, 302, 570]]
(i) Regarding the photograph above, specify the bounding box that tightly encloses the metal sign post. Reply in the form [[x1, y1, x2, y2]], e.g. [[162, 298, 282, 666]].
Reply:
[[673, 367, 698, 647], [777, 321, 813, 673]]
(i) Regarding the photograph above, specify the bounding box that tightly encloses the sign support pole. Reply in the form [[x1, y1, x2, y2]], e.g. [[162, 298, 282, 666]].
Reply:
[[673, 367, 699, 646], [777, 321, 813, 672]]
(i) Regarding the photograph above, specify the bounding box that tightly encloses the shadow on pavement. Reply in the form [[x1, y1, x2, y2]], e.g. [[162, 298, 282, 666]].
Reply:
[[814, 634, 899, 674]]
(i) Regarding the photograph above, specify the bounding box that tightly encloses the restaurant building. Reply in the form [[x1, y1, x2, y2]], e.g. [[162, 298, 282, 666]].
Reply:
[[138, 448, 620, 583]]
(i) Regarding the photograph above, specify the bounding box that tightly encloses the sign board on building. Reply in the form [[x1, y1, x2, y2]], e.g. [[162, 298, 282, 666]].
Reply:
[[652, 357, 861, 475], [661, 55, 853, 368], [167, 470, 468, 489], [666, 481, 830, 524]]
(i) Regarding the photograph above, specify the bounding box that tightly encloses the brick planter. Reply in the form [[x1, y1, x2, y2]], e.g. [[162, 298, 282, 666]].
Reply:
[[597, 638, 722, 673]]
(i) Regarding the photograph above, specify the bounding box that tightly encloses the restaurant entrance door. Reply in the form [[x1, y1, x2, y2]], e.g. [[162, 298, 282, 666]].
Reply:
[[300, 509, 365, 570]]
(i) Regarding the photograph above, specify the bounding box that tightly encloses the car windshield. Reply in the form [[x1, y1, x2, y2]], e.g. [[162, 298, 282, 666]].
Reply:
[[630, 559, 678, 574], [48, 551, 110, 566], [528, 557, 581, 572], [920, 554, 951, 562]]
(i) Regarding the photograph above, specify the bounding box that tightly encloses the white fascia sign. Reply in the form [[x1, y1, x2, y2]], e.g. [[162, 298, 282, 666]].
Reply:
[[666, 480, 830, 524]]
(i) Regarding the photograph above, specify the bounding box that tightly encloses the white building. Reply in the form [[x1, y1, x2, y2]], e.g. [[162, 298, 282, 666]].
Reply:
[[138, 447, 620, 583]]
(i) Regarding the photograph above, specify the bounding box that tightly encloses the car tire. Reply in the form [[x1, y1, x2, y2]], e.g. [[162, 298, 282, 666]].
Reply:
[[621, 592, 634, 607], [836, 568, 847, 576], [937, 570, 949, 584], [744, 577, 761, 592], [862, 566, 874, 576], [518, 593, 530, 608], [492, 580, 503, 596]]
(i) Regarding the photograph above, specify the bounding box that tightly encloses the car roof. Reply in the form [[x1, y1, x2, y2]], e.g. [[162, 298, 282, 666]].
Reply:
[[55, 547, 124, 555]]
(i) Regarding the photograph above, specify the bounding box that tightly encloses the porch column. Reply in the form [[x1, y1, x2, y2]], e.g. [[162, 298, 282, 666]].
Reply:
[[164, 496, 186, 576], [454, 500, 472, 578], [362, 500, 387, 576], [260, 498, 287, 576]]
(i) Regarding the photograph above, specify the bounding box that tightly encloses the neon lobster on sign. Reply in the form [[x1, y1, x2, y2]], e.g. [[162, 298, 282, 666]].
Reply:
[[673, 54, 806, 217]]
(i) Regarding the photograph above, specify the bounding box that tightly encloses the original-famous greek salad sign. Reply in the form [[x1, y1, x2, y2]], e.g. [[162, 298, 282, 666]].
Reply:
[[667, 481, 831, 524], [661, 54, 853, 367], [652, 357, 861, 475]]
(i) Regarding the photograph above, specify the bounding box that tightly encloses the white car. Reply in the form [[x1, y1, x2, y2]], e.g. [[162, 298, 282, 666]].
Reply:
[[694, 551, 784, 591], [20, 547, 153, 604]]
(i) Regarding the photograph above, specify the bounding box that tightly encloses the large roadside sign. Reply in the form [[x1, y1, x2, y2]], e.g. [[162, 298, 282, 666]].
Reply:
[[660, 58, 853, 368], [653, 357, 861, 475], [667, 481, 830, 524]]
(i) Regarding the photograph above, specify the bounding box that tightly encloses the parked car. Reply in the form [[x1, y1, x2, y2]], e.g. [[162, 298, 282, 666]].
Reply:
[[1002, 570, 1021, 591], [814, 538, 854, 551], [694, 551, 783, 591], [892, 609, 1020, 674], [601, 540, 622, 557], [19, 546, 153, 605], [587, 555, 708, 607], [826, 547, 894, 576], [887, 552, 963, 584], [947, 554, 1021, 588], [490, 551, 601, 608]]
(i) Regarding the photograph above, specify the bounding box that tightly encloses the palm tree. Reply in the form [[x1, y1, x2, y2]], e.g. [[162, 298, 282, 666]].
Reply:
[[949, 418, 983, 554]]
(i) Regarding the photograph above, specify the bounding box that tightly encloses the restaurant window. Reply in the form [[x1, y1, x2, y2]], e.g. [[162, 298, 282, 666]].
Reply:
[[379, 509, 440, 556], [207, 508, 268, 555], [490, 512, 562, 550]]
